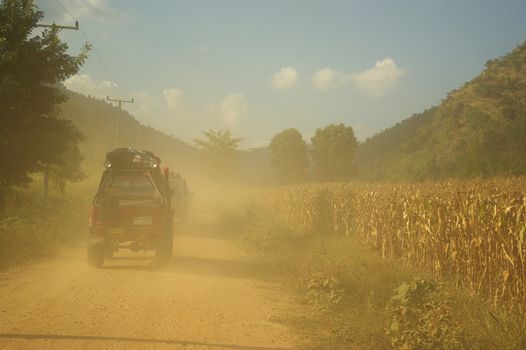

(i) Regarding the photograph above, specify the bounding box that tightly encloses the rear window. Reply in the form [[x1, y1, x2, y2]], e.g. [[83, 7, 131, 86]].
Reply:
[[102, 172, 160, 199]]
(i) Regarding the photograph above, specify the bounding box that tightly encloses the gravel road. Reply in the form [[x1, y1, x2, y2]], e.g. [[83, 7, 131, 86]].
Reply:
[[0, 213, 301, 350]]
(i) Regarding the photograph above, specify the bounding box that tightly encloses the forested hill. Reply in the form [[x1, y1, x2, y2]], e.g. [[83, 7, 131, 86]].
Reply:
[[357, 40, 526, 181], [58, 90, 199, 177]]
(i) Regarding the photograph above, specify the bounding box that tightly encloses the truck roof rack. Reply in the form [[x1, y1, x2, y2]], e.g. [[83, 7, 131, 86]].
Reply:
[[104, 147, 161, 170]]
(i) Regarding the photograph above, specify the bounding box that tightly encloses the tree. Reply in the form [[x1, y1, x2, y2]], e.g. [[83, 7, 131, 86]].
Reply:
[[269, 128, 309, 183], [194, 129, 242, 178], [0, 0, 89, 195], [311, 123, 358, 181]]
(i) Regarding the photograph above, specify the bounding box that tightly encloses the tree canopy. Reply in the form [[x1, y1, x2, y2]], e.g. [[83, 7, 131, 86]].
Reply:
[[311, 123, 358, 181], [269, 128, 309, 184], [194, 129, 242, 179], [0, 0, 89, 194]]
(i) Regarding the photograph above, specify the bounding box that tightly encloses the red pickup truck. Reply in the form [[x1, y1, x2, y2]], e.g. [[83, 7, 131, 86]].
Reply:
[[87, 148, 174, 268]]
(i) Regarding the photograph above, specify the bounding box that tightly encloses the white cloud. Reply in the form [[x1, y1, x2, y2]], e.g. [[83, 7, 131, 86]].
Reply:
[[311, 67, 350, 90], [162, 88, 184, 111], [36, 0, 128, 22], [63, 75, 198, 143], [63, 73, 120, 98], [311, 58, 405, 96], [351, 58, 405, 97], [61, 0, 111, 18], [271, 67, 299, 90], [128, 91, 157, 119], [219, 93, 248, 128]]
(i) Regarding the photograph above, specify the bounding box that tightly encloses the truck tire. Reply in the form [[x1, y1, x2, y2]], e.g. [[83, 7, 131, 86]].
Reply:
[[104, 240, 114, 258], [155, 231, 173, 268], [87, 244, 104, 268]]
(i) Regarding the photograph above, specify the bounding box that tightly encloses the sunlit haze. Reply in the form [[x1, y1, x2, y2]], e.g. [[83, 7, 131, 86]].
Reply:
[[3, 1, 526, 348]]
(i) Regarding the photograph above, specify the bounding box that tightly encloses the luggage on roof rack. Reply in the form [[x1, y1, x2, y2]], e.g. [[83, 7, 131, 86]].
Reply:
[[104, 147, 161, 169]]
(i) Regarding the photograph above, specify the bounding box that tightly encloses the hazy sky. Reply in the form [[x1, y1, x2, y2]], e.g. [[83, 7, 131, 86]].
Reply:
[[37, 0, 526, 148]]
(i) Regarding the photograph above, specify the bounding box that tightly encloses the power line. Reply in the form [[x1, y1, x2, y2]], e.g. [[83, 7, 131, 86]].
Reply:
[[53, 0, 131, 99], [43, 1, 113, 100], [82, 80, 109, 99], [53, 0, 76, 19], [78, 27, 131, 98]]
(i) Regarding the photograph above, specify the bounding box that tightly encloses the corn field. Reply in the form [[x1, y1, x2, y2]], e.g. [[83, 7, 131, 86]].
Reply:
[[256, 178, 526, 309]]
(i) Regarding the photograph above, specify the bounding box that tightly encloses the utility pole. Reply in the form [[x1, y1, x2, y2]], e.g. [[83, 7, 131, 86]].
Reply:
[[36, 21, 78, 209], [36, 21, 79, 32], [106, 96, 134, 148]]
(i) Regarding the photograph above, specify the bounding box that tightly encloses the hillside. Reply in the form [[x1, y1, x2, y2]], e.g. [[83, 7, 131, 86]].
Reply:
[[58, 90, 273, 185], [357, 40, 526, 181], [58, 90, 199, 178]]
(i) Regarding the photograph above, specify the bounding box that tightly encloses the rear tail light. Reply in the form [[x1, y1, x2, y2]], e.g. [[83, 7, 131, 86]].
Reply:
[[89, 206, 98, 228]]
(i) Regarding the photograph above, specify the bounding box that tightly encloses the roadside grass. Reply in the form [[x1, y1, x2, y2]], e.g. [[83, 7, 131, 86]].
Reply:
[[242, 204, 526, 350], [0, 176, 97, 270]]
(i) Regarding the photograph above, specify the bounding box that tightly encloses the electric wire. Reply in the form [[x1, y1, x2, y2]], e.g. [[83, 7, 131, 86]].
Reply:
[[53, 0, 131, 99]]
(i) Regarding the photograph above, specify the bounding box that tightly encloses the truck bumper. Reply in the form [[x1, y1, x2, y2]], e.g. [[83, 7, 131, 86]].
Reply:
[[89, 226, 162, 244]]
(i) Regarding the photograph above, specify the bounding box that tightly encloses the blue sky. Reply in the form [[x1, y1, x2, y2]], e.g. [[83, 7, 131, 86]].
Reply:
[[37, 0, 526, 148]]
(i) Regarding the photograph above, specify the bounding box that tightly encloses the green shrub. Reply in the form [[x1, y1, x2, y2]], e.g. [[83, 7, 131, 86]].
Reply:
[[0, 180, 94, 269], [306, 271, 345, 313], [387, 279, 463, 350]]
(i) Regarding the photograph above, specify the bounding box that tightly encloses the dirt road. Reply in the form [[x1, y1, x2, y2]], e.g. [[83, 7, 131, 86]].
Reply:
[[0, 213, 302, 350]]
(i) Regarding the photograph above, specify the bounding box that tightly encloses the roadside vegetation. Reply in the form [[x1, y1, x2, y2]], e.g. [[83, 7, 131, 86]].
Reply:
[[0, 177, 97, 270], [0, 0, 90, 202], [0, 0, 93, 269], [243, 179, 526, 350]]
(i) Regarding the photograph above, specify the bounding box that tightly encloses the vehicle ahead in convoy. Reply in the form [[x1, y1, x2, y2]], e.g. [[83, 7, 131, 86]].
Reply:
[[87, 148, 174, 268], [169, 172, 191, 222]]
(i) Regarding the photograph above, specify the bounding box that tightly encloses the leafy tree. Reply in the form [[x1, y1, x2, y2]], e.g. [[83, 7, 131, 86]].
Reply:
[[311, 123, 358, 181], [0, 0, 89, 196], [269, 128, 309, 183], [194, 129, 242, 178]]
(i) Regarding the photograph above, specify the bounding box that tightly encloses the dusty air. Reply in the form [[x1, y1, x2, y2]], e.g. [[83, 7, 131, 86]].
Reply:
[[1, 0, 526, 349]]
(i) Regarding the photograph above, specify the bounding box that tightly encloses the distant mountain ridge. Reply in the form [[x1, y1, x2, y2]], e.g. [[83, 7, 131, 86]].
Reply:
[[61, 40, 526, 184], [58, 90, 273, 185], [357, 40, 526, 181], [58, 90, 199, 177]]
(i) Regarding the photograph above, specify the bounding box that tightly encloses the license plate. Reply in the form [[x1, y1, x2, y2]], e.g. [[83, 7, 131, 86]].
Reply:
[[108, 228, 124, 234], [133, 216, 152, 225]]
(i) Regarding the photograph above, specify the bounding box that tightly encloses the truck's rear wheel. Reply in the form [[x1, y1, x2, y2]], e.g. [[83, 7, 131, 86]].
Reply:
[[104, 240, 115, 258], [155, 234, 173, 268], [87, 244, 104, 268]]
